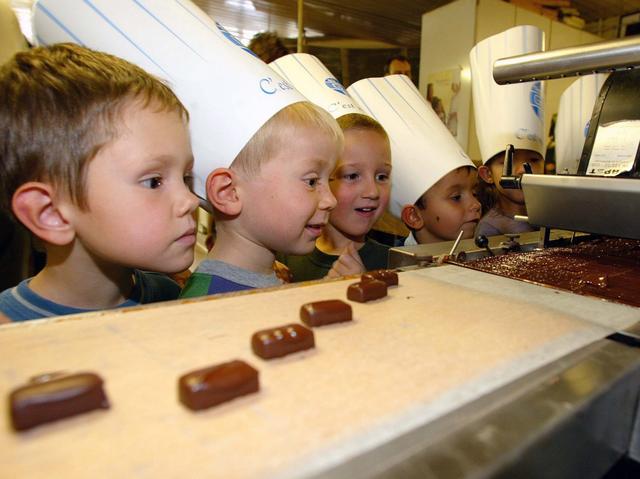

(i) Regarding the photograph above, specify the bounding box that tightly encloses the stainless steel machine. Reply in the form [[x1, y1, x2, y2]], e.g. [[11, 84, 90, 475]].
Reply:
[[377, 35, 640, 479]]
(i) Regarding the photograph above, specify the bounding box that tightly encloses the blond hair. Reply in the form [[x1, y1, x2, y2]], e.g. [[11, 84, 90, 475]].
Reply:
[[231, 101, 343, 177], [0, 43, 187, 214], [336, 112, 388, 140]]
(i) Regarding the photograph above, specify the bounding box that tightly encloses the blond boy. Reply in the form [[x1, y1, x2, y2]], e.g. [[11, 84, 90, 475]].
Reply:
[[180, 102, 342, 296], [0, 44, 199, 321]]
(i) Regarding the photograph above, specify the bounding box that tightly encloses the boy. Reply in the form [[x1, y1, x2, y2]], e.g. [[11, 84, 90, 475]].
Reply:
[[347, 74, 479, 246], [180, 102, 342, 296], [0, 44, 199, 321], [470, 26, 546, 237], [402, 166, 481, 245], [279, 113, 391, 281]]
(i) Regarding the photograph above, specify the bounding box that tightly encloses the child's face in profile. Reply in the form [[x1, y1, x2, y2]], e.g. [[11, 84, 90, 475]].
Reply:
[[328, 129, 391, 242], [418, 167, 481, 242], [239, 126, 338, 255], [69, 100, 199, 274], [486, 149, 544, 205]]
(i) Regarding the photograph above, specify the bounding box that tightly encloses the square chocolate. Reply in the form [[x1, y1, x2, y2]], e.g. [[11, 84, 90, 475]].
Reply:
[[10, 372, 109, 431], [347, 279, 387, 302], [179, 360, 259, 411], [251, 323, 315, 359], [300, 300, 352, 327]]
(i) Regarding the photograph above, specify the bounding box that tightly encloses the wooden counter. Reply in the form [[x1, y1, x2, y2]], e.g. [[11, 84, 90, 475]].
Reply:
[[2, 266, 638, 478]]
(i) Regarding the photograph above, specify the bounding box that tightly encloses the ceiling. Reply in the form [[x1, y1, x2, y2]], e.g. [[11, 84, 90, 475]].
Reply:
[[192, 0, 640, 48]]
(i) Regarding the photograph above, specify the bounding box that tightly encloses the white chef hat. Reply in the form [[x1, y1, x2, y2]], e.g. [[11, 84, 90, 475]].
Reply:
[[470, 25, 545, 164], [33, 0, 304, 202], [348, 75, 474, 218], [555, 74, 608, 175], [269, 53, 363, 119]]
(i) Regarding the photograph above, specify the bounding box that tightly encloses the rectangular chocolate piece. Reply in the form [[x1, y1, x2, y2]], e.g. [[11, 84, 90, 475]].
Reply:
[[179, 360, 259, 411], [362, 269, 398, 287], [251, 323, 315, 359], [300, 300, 352, 327], [10, 372, 109, 431], [347, 279, 387, 303]]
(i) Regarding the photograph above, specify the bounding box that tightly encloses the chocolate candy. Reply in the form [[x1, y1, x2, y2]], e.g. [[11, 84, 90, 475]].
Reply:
[[179, 360, 259, 411], [347, 279, 387, 302], [251, 323, 315, 359], [10, 372, 109, 431], [300, 300, 352, 327], [362, 269, 398, 287]]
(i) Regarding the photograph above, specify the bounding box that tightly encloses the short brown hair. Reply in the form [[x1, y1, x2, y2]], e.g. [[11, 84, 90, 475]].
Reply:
[[231, 101, 343, 177], [0, 43, 187, 214]]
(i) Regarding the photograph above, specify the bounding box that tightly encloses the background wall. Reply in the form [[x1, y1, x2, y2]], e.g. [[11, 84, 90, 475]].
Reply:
[[420, 0, 602, 163]]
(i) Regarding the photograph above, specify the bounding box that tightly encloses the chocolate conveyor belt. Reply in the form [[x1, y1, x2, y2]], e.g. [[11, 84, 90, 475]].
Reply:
[[2, 267, 640, 478]]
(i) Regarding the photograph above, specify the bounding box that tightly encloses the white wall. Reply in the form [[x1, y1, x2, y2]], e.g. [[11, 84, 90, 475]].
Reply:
[[421, 0, 602, 163], [420, 0, 476, 153]]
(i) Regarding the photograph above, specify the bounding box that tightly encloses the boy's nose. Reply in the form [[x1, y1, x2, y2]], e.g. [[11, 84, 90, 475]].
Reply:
[[176, 186, 199, 216], [362, 177, 380, 199], [469, 196, 481, 213], [320, 185, 337, 211]]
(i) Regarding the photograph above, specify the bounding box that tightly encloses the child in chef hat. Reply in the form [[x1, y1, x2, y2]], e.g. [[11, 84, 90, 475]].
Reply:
[[0, 44, 198, 321], [33, 0, 343, 295], [348, 74, 481, 245], [271, 54, 392, 281], [470, 25, 546, 237]]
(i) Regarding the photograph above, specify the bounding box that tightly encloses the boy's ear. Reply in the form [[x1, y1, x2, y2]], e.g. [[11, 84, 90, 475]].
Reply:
[[11, 182, 75, 246], [401, 204, 424, 231], [477, 165, 494, 184], [205, 168, 242, 216]]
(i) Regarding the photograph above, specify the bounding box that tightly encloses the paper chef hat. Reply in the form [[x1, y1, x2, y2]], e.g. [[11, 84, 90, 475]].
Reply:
[[470, 25, 545, 164], [555, 74, 608, 175], [33, 0, 304, 202], [270, 53, 363, 119], [347, 75, 474, 218]]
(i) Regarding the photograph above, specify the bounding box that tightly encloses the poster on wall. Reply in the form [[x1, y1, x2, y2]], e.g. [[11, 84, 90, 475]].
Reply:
[[426, 67, 462, 140]]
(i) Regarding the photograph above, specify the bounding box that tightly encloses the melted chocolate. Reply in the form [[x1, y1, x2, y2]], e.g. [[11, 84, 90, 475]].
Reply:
[[300, 300, 352, 327], [251, 323, 315, 359], [179, 360, 259, 411], [362, 270, 399, 287], [347, 279, 388, 302], [464, 238, 640, 307], [10, 372, 109, 431]]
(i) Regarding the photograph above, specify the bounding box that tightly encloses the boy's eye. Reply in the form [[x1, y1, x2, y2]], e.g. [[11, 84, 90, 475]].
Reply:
[[304, 177, 319, 188], [376, 173, 390, 182], [141, 177, 162, 189], [184, 173, 194, 190], [343, 172, 359, 181], [450, 194, 462, 202]]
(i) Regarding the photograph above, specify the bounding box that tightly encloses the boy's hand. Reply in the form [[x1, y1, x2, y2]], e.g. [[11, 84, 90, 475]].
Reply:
[[326, 242, 365, 279]]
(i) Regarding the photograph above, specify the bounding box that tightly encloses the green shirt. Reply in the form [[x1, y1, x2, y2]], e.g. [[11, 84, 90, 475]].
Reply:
[[278, 239, 390, 283]]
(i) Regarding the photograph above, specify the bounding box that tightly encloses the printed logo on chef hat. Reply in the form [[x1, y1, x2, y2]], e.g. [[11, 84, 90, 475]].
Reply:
[[215, 21, 257, 58], [270, 53, 363, 118], [529, 81, 542, 119], [324, 77, 347, 95]]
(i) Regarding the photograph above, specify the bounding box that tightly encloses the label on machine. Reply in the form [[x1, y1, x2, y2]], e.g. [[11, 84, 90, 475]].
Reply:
[[586, 120, 640, 176]]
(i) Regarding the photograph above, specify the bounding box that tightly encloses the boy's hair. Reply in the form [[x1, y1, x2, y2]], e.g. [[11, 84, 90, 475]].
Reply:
[[336, 113, 389, 141], [0, 43, 188, 214], [415, 165, 475, 210], [231, 101, 343, 177]]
